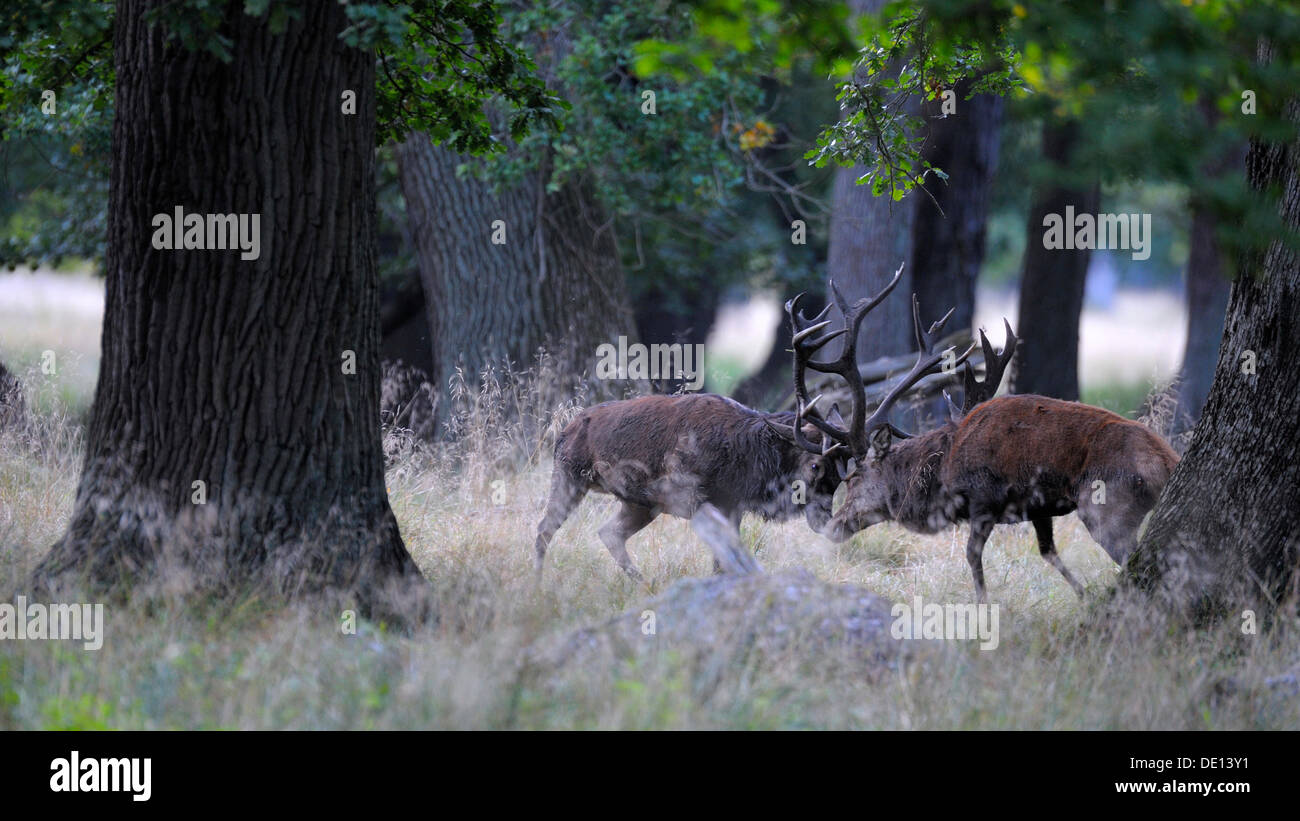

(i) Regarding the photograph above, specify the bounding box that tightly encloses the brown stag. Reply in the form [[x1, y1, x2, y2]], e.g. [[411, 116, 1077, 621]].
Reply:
[[533, 375, 853, 581], [773, 270, 1181, 602]]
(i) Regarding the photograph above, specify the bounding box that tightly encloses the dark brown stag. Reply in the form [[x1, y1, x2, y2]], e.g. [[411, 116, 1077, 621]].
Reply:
[[776, 270, 1181, 602], [533, 387, 848, 580]]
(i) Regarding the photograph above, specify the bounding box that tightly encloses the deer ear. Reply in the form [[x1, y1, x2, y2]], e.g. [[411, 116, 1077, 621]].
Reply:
[[868, 426, 893, 458], [762, 416, 798, 442], [836, 457, 857, 481], [943, 390, 963, 423], [826, 403, 846, 429]]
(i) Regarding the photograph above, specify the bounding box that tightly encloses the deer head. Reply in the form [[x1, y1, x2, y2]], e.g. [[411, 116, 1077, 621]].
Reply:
[[773, 264, 1016, 541]]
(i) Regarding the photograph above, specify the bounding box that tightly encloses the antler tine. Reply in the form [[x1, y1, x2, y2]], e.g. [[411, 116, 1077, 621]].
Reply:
[[943, 389, 963, 423], [826, 263, 905, 372], [786, 294, 856, 451], [784, 265, 906, 457], [861, 294, 973, 447], [912, 293, 958, 353], [798, 300, 833, 326], [960, 318, 1018, 413], [797, 264, 906, 454]]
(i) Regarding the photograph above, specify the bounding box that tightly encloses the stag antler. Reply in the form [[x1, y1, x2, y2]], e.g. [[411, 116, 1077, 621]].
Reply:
[[784, 263, 975, 458], [960, 319, 1017, 413], [858, 293, 976, 450], [783, 263, 907, 457]]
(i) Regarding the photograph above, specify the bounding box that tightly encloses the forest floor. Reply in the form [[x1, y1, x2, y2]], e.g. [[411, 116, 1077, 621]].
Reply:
[[1, 271, 1297, 729]]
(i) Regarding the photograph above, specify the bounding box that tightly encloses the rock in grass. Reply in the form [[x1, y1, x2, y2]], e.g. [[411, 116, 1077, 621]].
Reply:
[[533, 569, 905, 679]]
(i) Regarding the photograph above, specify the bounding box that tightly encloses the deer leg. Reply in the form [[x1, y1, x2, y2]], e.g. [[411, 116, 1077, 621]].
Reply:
[[534, 469, 587, 576], [711, 509, 745, 574], [1031, 516, 1084, 597], [598, 502, 657, 581], [965, 515, 995, 604], [1077, 491, 1145, 567], [694, 503, 761, 575]]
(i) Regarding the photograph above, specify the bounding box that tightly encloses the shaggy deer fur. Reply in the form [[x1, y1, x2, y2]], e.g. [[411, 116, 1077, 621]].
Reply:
[[534, 394, 842, 579]]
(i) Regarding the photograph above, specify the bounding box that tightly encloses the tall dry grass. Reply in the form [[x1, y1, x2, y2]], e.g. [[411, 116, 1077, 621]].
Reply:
[[0, 361, 1297, 730]]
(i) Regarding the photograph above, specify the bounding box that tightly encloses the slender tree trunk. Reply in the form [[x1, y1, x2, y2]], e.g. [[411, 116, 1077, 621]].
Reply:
[[1173, 100, 1244, 435], [1127, 74, 1300, 617], [826, 153, 917, 363], [1174, 204, 1231, 433], [395, 135, 634, 412], [912, 80, 1004, 337], [35, 1, 422, 615], [1012, 120, 1100, 401], [825, 0, 915, 363], [633, 278, 722, 350]]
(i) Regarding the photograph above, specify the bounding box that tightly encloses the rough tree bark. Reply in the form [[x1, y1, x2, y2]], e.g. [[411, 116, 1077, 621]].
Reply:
[[1012, 120, 1100, 401], [1126, 79, 1300, 617], [395, 135, 634, 410], [35, 1, 423, 614]]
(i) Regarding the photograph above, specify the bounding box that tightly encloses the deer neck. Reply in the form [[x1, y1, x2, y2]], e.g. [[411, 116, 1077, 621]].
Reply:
[[887, 426, 954, 533]]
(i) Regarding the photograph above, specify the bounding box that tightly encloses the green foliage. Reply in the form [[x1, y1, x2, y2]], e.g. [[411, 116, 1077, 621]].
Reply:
[[0, 1, 113, 268], [40, 692, 114, 731], [497, 0, 768, 217], [806, 3, 1019, 203], [363, 1, 564, 153], [0, 80, 110, 268], [1083, 380, 1156, 420], [826, 0, 1300, 265], [631, 0, 858, 81], [0, 0, 567, 268], [451, 1, 840, 306]]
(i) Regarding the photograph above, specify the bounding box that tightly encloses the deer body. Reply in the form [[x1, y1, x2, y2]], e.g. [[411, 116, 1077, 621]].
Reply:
[[533, 393, 841, 579], [823, 394, 1181, 600], [772, 264, 1181, 600]]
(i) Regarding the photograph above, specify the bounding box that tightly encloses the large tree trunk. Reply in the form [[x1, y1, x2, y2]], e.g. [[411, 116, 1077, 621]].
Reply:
[[1012, 120, 1100, 401], [828, 2, 1001, 373], [35, 1, 422, 614], [395, 135, 633, 412], [1127, 79, 1300, 617]]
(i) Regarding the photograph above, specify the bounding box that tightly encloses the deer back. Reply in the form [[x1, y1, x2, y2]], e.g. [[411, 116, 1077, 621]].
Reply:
[[940, 394, 1180, 512], [555, 394, 804, 516]]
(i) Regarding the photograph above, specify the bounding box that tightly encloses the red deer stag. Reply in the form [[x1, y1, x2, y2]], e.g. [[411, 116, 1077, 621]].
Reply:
[[776, 271, 1181, 602], [533, 371, 856, 580]]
